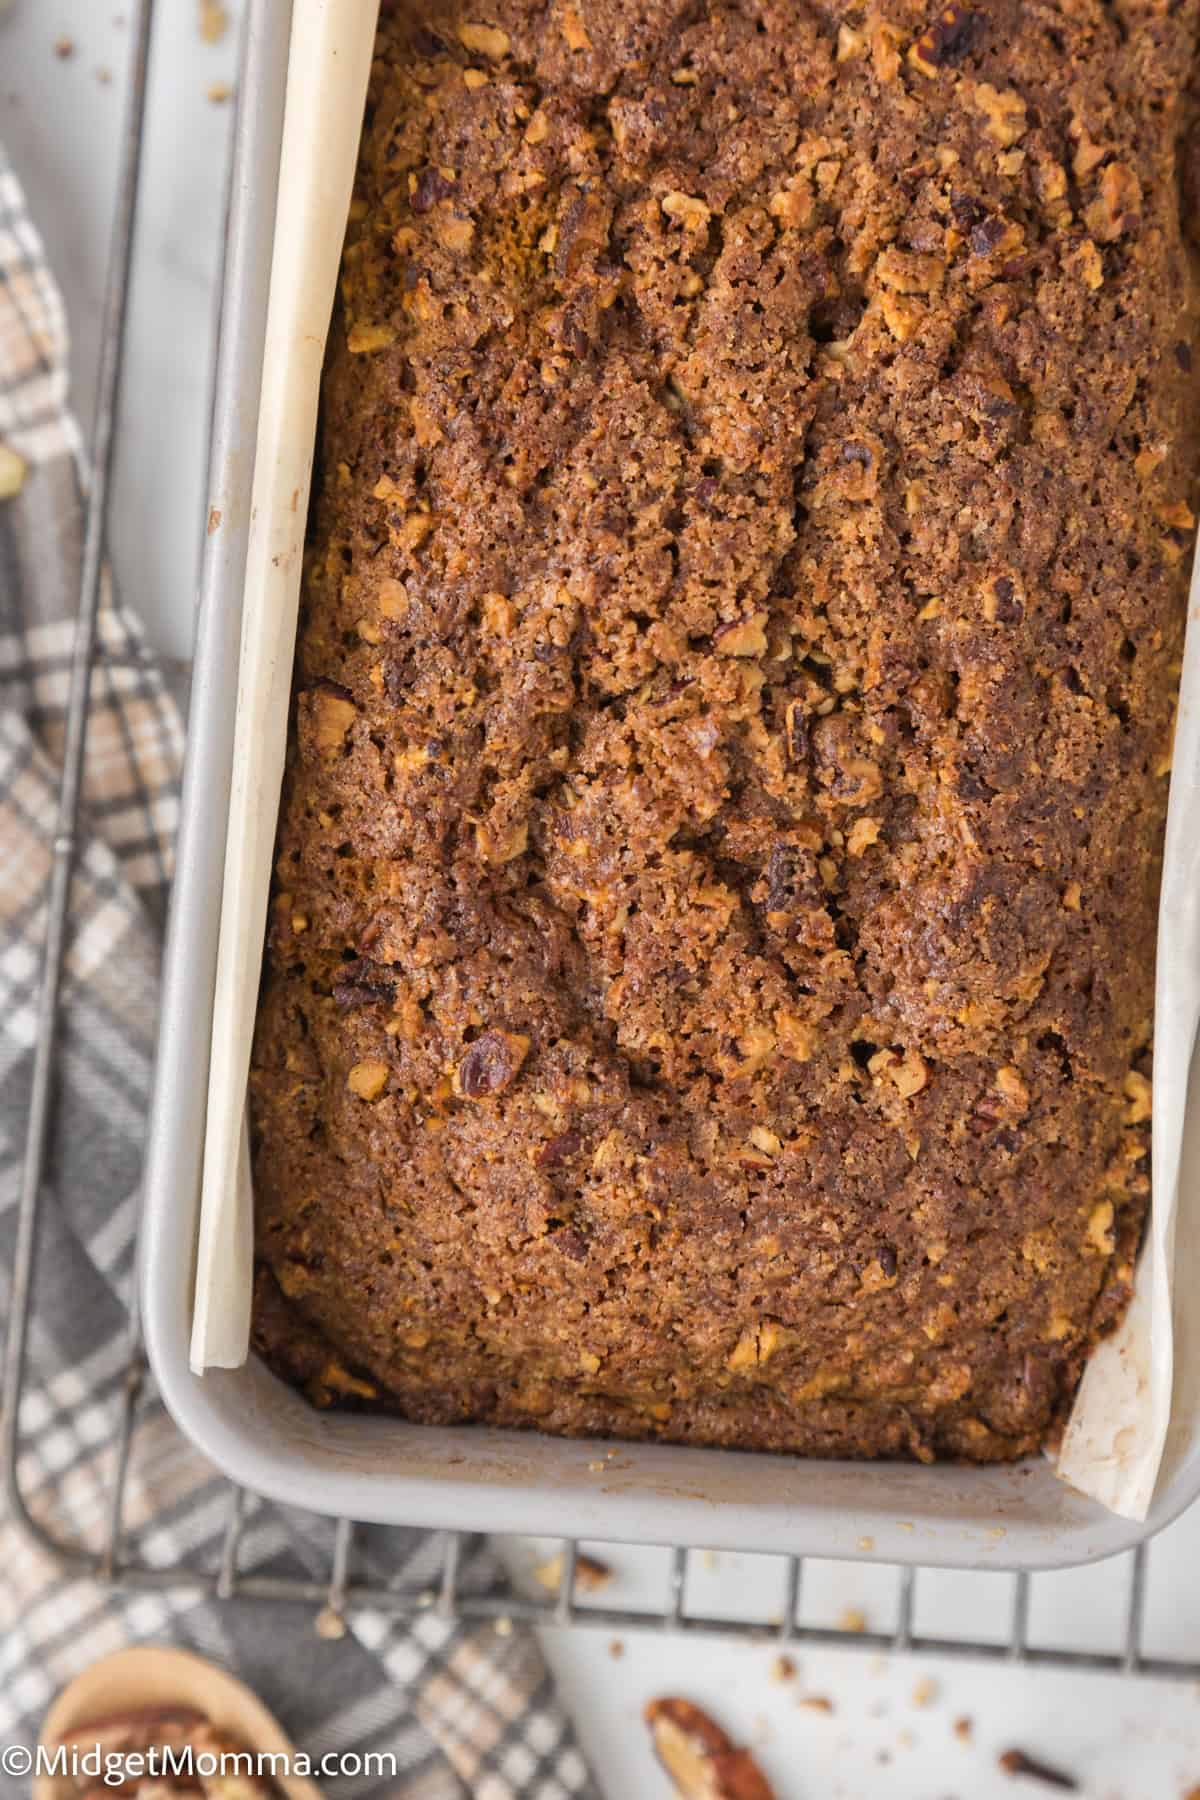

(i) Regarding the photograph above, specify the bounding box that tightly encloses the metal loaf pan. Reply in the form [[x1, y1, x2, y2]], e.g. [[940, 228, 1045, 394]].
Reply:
[[140, 0, 1200, 1569]]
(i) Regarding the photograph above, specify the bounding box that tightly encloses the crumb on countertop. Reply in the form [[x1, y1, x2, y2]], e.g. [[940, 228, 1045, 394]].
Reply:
[[199, 0, 230, 44], [533, 1549, 612, 1594], [0, 444, 27, 500], [997, 1747, 1080, 1790]]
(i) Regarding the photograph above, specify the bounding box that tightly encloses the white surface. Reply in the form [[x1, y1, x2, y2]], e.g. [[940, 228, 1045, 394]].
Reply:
[[498, 1526, 1200, 1798], [539, 1620, 1200, 1800], [0, 0, 237, 662], [8, 5, 1200, 1797]]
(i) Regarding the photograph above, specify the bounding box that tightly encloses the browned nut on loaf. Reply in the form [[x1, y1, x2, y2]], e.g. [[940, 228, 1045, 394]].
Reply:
[[644, 1697, 776, 1799], [455, 1030, 530, 1098], [307, 681, 357, 758]]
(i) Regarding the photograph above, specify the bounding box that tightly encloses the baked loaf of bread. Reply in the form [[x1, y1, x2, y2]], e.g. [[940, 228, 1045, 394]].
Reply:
[[250, 0, 1200, 1460]]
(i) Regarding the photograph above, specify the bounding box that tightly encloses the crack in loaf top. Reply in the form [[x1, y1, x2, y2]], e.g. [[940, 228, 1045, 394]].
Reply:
[[248, 0, 1200, 1460]]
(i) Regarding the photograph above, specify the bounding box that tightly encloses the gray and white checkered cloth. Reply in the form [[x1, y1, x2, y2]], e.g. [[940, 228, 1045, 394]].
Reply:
[[0, 145, 597, 1800]]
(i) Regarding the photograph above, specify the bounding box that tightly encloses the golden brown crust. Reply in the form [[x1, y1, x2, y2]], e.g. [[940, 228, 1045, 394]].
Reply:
[[250, 0, 1200, 1461]]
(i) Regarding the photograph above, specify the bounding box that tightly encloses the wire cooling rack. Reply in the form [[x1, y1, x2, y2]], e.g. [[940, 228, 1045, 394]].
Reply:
[[5, 0, 1200, 1686]]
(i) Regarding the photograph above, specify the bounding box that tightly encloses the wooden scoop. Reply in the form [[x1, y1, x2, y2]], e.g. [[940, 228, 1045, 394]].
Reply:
[[36, 1645, 322, 1800]]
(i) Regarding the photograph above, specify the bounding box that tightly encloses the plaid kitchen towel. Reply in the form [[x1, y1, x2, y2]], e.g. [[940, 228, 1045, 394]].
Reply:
[[0, 143, 597, 1800]]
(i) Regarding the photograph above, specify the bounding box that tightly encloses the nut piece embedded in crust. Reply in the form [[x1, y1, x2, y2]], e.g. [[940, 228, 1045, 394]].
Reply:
[[347, 1059, 389, 1101], [908, 4, 981, 76], [458, 20, 510, 58], [307, 682, 358, 757], [644, 1698, 776, 1800], [715, 612, 769, 657], [455, 1030, 531, 1098], [661, 190, 713, 232]]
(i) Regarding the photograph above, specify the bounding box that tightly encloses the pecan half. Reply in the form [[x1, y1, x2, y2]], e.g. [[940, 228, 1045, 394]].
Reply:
[[333, 959, 396, 1011], [644, 1698, 776, 1800], [536, 1129, 583, 1167]]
